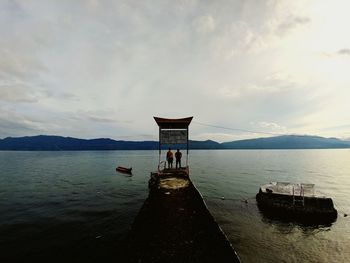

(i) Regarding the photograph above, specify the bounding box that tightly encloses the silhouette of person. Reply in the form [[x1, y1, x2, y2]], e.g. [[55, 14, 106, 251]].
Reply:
[[166, 148, 173, 169], [175, 149, 182, 169]]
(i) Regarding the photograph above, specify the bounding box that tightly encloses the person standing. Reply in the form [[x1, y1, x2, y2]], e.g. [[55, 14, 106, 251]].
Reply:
[[175, 149, 182, 169], [166, 148, 173, 169]]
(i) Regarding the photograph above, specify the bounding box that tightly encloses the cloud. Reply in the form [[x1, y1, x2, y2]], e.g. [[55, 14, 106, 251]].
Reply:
[[217, 86, 241, 99], [0, 1, 349, 140], [337, 48, 350, 56], [320, 123, 350, 131], [59, 92, 79, 100], [88, 116, 119, 123], [0, 107, 52, 137], [193, 15, 216, 34], [0, 106, 134, 139], [250, 121, 287, 134], [216, 72, 298, 100], [210, 21, 268, 59], [0, 47, 46, 81], [317, 48, 350, 58], [261, 72, 297, 91], [0, 80, 48, 102], [0, 79, 76, 104], [67, 110, 133, 125], [275, 15, 311, 35]]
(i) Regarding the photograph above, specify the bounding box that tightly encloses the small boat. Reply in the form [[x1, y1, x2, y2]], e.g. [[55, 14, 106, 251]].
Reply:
[[256, 182, 337, 223], [116, 166, 132, 174]]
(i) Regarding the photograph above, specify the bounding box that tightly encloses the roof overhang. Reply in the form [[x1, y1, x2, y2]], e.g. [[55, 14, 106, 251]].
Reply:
[[153, 117, 193, 129]]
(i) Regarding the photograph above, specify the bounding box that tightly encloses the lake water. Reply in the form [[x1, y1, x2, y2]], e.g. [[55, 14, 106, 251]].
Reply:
[[0, 150, 349, 262]]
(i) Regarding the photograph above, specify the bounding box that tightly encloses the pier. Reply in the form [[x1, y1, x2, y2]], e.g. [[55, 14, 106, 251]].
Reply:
[[121, 117, 240, 263]]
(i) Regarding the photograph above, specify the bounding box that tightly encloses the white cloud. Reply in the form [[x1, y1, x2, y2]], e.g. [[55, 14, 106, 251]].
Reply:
[[0, 0, 349, 140], [250, 121, 287, 134], [337, 48, 350, 56], [275, 15, 311, 36], [0, 80, 48, 103], [193, 15, 216, 34]]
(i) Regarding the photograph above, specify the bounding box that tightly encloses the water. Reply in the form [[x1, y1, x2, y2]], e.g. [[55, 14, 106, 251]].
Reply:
[[190, 150, 350, 263], [0, 150, 349, 262]]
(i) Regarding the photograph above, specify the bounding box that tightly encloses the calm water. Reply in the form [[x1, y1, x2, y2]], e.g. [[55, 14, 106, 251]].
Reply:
[[0, 150, 349, 262]]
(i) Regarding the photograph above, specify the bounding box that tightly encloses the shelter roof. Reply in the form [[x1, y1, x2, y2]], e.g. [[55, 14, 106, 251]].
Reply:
[[153, 117, 193, 129]]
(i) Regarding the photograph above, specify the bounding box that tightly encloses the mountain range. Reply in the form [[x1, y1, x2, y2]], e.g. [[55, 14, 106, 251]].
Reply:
[[0, 135, 350, 150]]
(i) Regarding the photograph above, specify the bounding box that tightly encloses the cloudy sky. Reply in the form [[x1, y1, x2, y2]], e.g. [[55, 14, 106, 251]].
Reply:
[[1, 0, 350, 142]]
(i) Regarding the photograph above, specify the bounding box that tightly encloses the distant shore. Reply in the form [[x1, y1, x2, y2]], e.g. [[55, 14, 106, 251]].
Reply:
[[1, 135, 350, 151]]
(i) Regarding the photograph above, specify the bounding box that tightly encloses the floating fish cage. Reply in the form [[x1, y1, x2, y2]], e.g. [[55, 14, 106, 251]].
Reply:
[[256, 182, 337, 223]]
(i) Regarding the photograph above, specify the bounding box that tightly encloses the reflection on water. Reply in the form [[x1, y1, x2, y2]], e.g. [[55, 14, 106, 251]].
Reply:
[[190, 150, 350, 263], [205, 197, 346, 263], [257, 205, 336, 227], [0, 149, 350, 262]]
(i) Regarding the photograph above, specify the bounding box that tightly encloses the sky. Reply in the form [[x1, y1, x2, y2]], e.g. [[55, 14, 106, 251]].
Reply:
[[1, 0, 350, 142]]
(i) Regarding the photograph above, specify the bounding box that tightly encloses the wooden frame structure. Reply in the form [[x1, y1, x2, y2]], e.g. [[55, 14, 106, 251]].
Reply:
[[153, 117, 193, 173]]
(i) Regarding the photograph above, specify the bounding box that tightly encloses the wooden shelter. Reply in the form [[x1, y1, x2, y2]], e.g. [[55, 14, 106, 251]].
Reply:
[[153, 117, 193, 174]]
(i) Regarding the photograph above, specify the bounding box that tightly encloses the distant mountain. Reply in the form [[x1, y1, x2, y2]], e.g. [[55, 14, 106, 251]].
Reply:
[[0, 135, 349, 150], [221, 135, 350, 149], [0, 135, 158, 151], [189, 140, 221, 149]]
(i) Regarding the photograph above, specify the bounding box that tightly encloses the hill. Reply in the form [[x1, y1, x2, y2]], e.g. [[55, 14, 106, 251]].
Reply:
[[0, 135, 158, 151], [221, 135, 350, 149], [0, 135, 349, 150]]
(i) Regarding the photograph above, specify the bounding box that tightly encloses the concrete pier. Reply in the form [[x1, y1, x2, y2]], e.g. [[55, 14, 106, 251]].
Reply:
[[122, 172, 240, 263]]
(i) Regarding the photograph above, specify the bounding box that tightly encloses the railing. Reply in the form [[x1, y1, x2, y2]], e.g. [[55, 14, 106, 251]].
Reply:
[[292, 185, 305, 207], [158, 161, 166, 173]]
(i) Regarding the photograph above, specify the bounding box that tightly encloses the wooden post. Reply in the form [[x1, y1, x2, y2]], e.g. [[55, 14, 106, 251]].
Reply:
[[186, 126, 189, 167], [158, 126, 161, 167]]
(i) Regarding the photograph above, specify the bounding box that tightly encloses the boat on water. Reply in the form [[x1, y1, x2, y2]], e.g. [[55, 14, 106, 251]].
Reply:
[[256, 182, 337, 222], [116, 166, 132, 174]]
